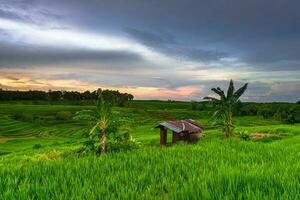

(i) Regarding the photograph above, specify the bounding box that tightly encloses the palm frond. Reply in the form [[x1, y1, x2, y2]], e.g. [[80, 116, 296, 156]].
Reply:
[[233, 83, 248, 101], [89, 122, 100, 138], [73, 110, 97, 120], [212, 88, 226, 100], [227, 79, 235, 98], [203, 96, 219, 101]]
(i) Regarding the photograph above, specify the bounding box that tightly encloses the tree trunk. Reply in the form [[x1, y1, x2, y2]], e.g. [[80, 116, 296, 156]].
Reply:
[[225, 110, 233, 138], [100, 130, 106, 154], [227, 110, 233, 137]]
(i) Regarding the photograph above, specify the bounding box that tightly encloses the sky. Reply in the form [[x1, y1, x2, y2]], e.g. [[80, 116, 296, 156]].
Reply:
[[0, 0, 299, 102]]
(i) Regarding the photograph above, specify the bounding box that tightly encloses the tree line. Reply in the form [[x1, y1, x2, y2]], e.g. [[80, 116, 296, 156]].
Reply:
[[192, 100, 300, 124], [0, 88, 134, 106]]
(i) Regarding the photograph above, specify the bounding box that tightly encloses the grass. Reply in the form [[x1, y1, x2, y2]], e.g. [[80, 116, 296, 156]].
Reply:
[[1, 138, 300, 199], [0, 101, 300, 199]]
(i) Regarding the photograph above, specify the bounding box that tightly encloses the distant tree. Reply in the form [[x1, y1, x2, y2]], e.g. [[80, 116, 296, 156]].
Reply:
[[284, 106, 300, 124], [0, 88, 134, 104], [204, 80, 248, 137], [82, 91, 92, 100], [258, 108, 273, 119], [48, 90, 62, 101], [74, 89, 118, 154], [233, 100, 243, 116], [191, 101, 206, 111]]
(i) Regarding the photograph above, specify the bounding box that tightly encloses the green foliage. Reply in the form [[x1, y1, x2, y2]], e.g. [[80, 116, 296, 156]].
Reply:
[[236, 130, 250, 141], [284, 106, 300, 124], [55, 111, 72, 121], [107, 132, 140, 152], [191, 101, 207, 111], [32, 143, 43, 149], [1, 138, 300, 199], [204, 80, 248, 137], [78, 133, 140, 154], [74, 89, 120, 154], [258, 108, 275, 119], [13, 112, 34, 122], [258, 135, 282, 143], [0, 88, 134, 104], [1, 101, 300, 199]]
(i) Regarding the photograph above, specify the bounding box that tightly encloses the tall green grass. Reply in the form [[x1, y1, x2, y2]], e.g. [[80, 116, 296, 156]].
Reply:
[[1, 138, 300, 199], [1, 102, 300, 199]]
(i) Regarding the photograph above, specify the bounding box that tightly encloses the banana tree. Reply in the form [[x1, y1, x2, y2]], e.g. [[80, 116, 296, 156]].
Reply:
[[204, 80, 248, 137], [74, 91, 117, 154]]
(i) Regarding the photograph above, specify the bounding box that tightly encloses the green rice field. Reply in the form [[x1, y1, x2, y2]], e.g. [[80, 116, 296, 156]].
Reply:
[[0, 101, 300, 199]]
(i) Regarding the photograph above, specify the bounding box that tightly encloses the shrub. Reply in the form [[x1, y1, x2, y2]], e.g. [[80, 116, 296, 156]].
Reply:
[[258, 109, 274, 119], [106, 132, 141, 152], [284, 106, 300, 124], [78, 132, 140, 154], [55, 111, 72, 121], [236, 130, 250, 141], [13, 112, 34, 122]]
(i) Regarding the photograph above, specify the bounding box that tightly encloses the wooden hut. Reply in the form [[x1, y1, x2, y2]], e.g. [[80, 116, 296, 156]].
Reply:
[[156, 119, 204, 146]]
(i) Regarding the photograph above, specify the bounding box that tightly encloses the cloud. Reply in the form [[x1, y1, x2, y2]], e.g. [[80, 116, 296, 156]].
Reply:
[[0, 0, 65, 27], [0, 0, 299, 101], [125, 28, 228, 62], [0, 43, 144, 67]]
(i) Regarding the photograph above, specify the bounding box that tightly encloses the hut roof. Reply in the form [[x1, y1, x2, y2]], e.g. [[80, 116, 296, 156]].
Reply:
[[156, 119, 204, 134]]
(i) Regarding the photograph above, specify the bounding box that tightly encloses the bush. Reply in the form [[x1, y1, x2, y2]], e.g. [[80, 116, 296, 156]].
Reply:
[[13, 112, 34, 122], [258, 109, 274, 119], [55, 111, 72, 121], [284, 106, 300, 124], [236, 130, 250, 141], [106, 132, 141, 152], [78, 132, 140, 155]]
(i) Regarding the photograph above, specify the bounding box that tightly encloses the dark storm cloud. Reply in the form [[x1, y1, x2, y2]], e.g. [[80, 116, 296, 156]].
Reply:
[[124, 28, 176, 47], [0, 43, 144, 67], [1, 0, 300, 101], [125, 28, 228, 62], [3, 0, 300, 67], [0, 9, 23, 21], [32, 0, 300, 69], [0, 0, 65, 26]]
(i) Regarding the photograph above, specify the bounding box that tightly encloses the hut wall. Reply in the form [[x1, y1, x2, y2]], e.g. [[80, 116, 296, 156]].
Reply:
[[172, 132, 201, 143], [160, 128, 167, 146], [188, 133, 201, 143], [172, 132, 180, 143]]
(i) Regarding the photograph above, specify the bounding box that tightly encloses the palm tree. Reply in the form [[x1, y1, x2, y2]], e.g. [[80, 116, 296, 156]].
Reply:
[[204, 80, 248, 137], [74, 90, 116, 154]]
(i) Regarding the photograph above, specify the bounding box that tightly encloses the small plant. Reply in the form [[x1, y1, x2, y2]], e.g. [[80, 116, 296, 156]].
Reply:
[[236, 130, 250, 141], [107, 132, 140, 152], [78, 132, 140, 154], [74, 89, 119, 154]]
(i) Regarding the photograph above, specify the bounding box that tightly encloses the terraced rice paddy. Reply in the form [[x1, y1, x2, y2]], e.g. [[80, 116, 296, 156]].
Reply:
[[0, 102, 300, 199]]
